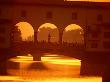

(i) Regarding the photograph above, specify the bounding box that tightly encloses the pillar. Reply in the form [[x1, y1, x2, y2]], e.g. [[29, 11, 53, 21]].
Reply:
[[33, 29, 41, 61], [59, 31, 63, 44], [34, 29, 38, 46]]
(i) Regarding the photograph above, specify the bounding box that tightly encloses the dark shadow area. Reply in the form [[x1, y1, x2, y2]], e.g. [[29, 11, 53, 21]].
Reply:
[[27, 62, 48, 70]]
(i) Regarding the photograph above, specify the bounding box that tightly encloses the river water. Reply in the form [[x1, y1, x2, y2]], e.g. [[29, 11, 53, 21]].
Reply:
[[0, 53, 101, 82]]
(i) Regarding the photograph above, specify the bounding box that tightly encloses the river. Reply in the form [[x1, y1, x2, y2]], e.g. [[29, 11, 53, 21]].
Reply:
[[0, 53, 101, 82]]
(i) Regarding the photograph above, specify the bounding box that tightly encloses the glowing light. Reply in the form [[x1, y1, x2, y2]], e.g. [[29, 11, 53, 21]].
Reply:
[[15, 22, 34, 40], [63, 24, 84, 43], [0, 76, 23, 81], [42, 56, 81, 65], [39, 23, 57, 31], [38, 23, 59, 42], [65, 24, 82, 32], [65, 0, 110, 2], [30, 77, 101, 82], [0, 76, 101, 82], [7, 54, 101, 82], [9, 56, 33, 62]]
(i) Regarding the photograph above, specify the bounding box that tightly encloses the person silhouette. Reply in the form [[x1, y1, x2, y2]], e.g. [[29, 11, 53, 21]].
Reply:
[[48, 33, 51, 43]]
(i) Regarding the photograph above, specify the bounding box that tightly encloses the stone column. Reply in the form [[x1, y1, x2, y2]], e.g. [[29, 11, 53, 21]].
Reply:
[[34, 29, 38, 46], [33, 29, 41, 61], [59, 31, 63, 44]]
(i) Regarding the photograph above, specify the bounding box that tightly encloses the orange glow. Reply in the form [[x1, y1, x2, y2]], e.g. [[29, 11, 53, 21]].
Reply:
[[38, 23, 57, 31], [9, 55, 33, 62], [0, 76, 101, 82], [15, 22, 34, 40], [0, 76, 22, 81], [65, 0, 110, 2], [38, 23, 59, 42], [41, 56, 81, 65], [29, 77, 101, 82], [7, 54, 101, 82], [65, 24, 82, 32], [63, 24, 84, 43]]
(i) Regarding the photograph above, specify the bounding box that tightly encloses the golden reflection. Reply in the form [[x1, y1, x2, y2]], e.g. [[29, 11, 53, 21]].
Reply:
[[9, 55, 33, 62], [0, 76, 101, 82], [6, 54, 101, 82], [0, 76, 22, 81], [41, 56, 81, 65], [29, 77, 101, 82], [65, 0, 110, 2]]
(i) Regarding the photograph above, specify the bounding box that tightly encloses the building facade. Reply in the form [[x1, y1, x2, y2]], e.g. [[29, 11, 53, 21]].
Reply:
[[0, 0, 110, 52]]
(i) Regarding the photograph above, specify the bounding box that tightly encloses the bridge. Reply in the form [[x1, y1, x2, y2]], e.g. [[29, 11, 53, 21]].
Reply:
[[0, 0, 110, 81]]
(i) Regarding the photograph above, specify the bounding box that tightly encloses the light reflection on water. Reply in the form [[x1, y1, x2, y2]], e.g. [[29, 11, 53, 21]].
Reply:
[[4, 53, 102, 82]]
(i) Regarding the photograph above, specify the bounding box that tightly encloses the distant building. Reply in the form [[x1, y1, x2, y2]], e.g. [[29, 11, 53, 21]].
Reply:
[[0, 18, 12, 49], [86, 23, 110, 52], [27, 35, 34, 41], [11, 26, 22, 43]]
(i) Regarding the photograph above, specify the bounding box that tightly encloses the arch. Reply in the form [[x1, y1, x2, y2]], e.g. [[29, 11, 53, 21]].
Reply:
[[15, 22, 34, 41], [37, 23, 59, 43], [62, 24, 84, 44]]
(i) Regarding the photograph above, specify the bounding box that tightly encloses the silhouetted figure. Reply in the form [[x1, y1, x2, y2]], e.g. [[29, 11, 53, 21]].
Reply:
[[48, 33, 51, 43]]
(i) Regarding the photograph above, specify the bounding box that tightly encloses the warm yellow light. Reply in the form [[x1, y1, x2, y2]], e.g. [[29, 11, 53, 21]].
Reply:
[[9, 55, 33, 62], [15, 22, 34, 40], [29, 77, 101, 82], [38, 23, 57, 31], [38, 23, 59, 42], [65, 24, 82, 32], [65, 0, 110, 2], [0, 76, 22, 81], [7, 54, 101, 82], [41, 56, 81, 65]]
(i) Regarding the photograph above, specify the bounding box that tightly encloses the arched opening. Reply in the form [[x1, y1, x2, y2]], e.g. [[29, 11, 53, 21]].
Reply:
[[36, 23, 59, 52], [37, 23, 59, 43], [11, 22, 34, 54], [62, 24, 84, 48], [15, 22, 34, 41]]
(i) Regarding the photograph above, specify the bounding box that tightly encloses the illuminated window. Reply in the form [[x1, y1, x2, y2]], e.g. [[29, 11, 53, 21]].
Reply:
[[91, 42, 98, 48], [97, 14, 103, 21], [104, 32, 110, 38], [72, 12, 77, 20], [103, 41, 110, 49], [46, 11, 53, 19], [21, 10, 27, 18]]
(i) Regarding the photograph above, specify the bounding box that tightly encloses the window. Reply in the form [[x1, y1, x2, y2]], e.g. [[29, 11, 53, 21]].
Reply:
[[91, 32, 98, 38], [72, 12, 77, 20], [91, 42, 98, 48], [104, 32, 110, 38], [97, 14, 103, 21], [103, 41, 110, 49], [46, 11, 53, 19], [0, 36, 5, 43], [21, 10, 27, 18]]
